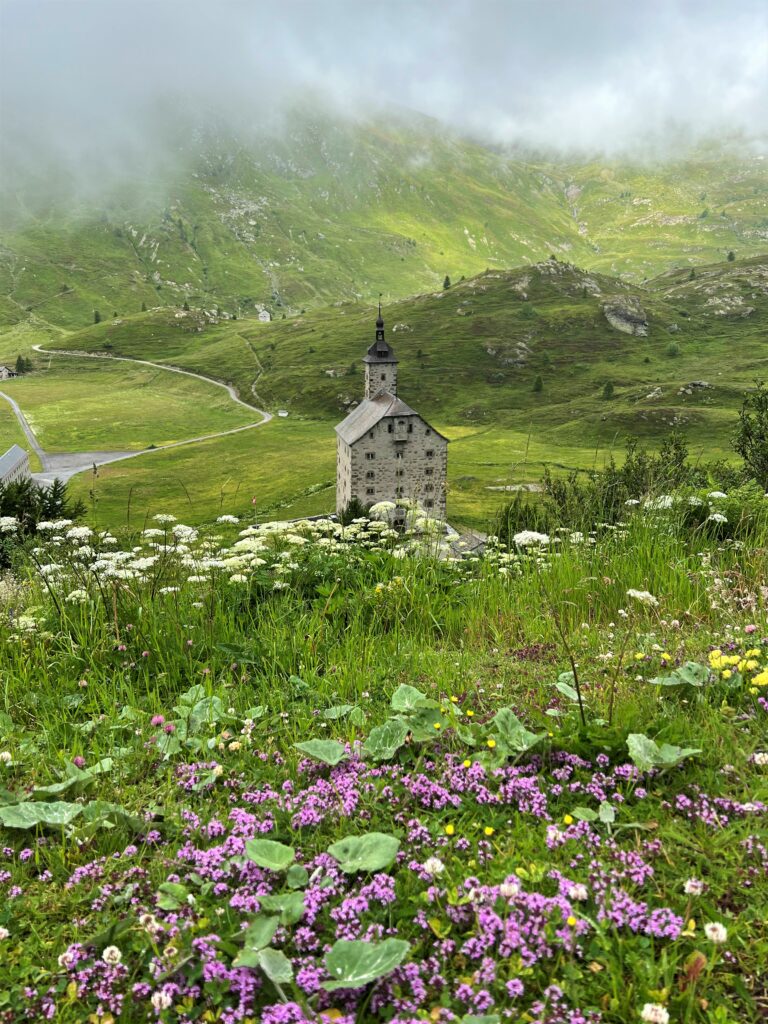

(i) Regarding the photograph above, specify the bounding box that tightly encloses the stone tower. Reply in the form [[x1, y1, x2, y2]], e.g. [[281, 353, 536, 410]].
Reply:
[[335, 307, 448, 518], [363, 305, 398, 398]]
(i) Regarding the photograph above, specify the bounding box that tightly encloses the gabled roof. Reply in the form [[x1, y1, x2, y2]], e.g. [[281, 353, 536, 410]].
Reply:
[[335, 391, 448, 445], [362, 336, 397, 364], [0, 444, 28, 476]]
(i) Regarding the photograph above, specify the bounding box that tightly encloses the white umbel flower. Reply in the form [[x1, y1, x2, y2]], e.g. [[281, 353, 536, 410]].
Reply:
[[626, 589, 659, 607], [640, 1005, 669, 1024]]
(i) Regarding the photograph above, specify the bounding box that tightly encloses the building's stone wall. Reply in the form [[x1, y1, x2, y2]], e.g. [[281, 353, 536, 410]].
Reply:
[[339, 413, 447, 517], [365, 360, 397, 399]]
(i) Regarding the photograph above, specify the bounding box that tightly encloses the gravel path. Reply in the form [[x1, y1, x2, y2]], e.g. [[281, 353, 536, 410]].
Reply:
[[0, 347, 274, 485]]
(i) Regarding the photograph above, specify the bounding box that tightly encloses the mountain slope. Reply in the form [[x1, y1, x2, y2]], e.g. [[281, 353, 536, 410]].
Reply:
[[1, 108, 766, 332]]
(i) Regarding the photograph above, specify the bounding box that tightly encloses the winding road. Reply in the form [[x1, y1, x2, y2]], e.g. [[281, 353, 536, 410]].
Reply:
[[0, 346, 273, 485]]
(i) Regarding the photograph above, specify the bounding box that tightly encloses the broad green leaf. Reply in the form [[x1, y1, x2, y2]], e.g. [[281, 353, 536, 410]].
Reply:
[[258, 892, 305, 925], [407, 705, 445, 741], [0, 801, 83, 828], [257, 947, 294, 984], [176, 683, 207, 706], [0, 711, 13, 735], [362, 718, 409, 761], [323, 704, 354, 720], [286, 864, 309, 889], [156, 882, 188, 911], [232, 915, 280, 964], [245, 838, 295, 872], [323, 937, 410, 991], [80, 801, 144, 832], [627, 733, 701, 771], [327, 831, 400, 873], [294, 739, 348, 766], [572, 806, 597, 822], [555, 673, 581, 703], [598, 800, 616, 824], [651, 662, 709, 687], [390, 684, 428, 713], [490, 708, 543, 755], [243, 705, 267, 719], [349, 707, 366, 728], [187, 696, 225, 733], [461, 1016, 501, 1024]]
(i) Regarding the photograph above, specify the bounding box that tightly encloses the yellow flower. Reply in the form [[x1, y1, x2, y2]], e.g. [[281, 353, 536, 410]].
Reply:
[[634, 652, 645, 661], [660, 652, 672, 662], [746, 648, 761, 658], [752, 671, 768, 687], [563, 814, 574, 825], [688, 918, 696, 931], [566, 915, 577, 927], [466, 710, 474, 717], [450, 695, 459, 703], [445, 824, 455, 836], [484, 826, 495, 836], [487, 738, 496, 749], [722, 670, 732, 680], [433, 722, 441, 730], [463, 759, 472, 768], [750, 686, 759, 695], [746, 659, 759, 670]]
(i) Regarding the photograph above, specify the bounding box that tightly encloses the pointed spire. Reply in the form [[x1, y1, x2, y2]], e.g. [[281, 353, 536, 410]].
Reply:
[[376, 292, 384, 330]]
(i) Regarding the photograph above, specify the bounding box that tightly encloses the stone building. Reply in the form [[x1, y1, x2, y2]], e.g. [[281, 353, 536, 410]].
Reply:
[[0, 444, 30, 485], [335, 308, 448, 518]]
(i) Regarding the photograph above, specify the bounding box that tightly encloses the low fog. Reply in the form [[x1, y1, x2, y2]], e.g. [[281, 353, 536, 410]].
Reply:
[[1, 0, 767, 188]]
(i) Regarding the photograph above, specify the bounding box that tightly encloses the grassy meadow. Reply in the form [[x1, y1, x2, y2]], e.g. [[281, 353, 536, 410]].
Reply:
[[0, 500, 767, 1022]]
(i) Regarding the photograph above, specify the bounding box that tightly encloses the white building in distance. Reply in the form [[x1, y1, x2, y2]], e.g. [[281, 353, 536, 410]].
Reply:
[[0, 445, 31, 485], [335, 308, 448, 518]]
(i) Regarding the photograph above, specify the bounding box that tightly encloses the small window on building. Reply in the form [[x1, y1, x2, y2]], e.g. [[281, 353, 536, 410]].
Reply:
[[365, 452, 375, 460], [366, 487, 375, 495], [426, 449, 434, 458], [425, 467, 433, 476], [381, 373, 386, 381], [369, 431, 374, 439], [408, 423, 413, 433], [388, 423, 393, 433], [425, 499, 434, 508], [395, 486, 404, 497], [396, 468, 404, 478], [425, 483, 433, 492], [425, 429, 431, 435], [395, 451, 404, 460], [366, 470, 375, 479]]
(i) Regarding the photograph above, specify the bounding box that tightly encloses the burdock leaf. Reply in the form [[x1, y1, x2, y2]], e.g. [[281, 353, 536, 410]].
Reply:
[[244, 838, 295, 872], [322, 937, 409, 991], [294, 739, 348, 766], [327, 832, 400, 873], [362, 718, 409, 761]]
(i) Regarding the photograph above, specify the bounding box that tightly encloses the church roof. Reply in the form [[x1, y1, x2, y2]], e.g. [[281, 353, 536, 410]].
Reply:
[[363, 337, 397, 363], [0, 444, 27, 476], [335, 392, 448, 445]]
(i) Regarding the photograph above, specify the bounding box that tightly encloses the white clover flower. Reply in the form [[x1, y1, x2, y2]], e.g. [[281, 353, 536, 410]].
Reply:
[[640, 1005, 669, 1024], [512, 530, 550, 547], [0, 751, 12, 764], [704, 922, 728, 943], [151, 990, 173, 1011], [423, 856, 445, 877], [0, 926, 9, 940], [499, 881, 520, 898], [102, 945, 122, 965], [753, 751, 768, 766], [684, 877, 704, 896], [58, 948, 76, 968], [568, 883, 589, 901], [626, 589, 659, 607]]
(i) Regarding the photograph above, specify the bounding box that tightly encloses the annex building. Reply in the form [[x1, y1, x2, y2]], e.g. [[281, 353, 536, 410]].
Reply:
[[335, 308, 448, 518], [0, 444, 31, 485]]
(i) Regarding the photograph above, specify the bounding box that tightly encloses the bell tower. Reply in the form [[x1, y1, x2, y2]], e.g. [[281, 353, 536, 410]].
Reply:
[[362, 302, 398, 399]]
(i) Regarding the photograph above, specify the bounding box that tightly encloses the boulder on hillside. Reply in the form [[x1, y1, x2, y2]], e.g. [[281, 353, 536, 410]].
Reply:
[[603, 300, 648, 336]]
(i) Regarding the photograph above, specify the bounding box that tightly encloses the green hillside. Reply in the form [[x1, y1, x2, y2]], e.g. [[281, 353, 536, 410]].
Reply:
[[34, 253, 763, 528], [2, 108, 767, 332]]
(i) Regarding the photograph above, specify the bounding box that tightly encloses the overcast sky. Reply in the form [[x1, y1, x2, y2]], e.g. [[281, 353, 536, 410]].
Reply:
[[1, 0, 766, 169]]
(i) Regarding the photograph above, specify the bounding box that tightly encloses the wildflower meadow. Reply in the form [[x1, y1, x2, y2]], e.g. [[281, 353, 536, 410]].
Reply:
[[0, 495, 766, 1023]]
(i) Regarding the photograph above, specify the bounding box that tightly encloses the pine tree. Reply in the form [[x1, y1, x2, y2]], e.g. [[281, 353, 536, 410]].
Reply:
[[183, 300, 190, 311], [93, 310, 101, 324], [602, 381, 614, 400], [533, 375, 543, 393], [141, 301, 147, 312], [727, 250, 736, 262], [14, 355, 25, 375], [443, 275, 451, 290]]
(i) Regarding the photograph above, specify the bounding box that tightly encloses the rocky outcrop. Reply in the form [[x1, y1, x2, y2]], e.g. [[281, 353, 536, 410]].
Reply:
[[603, 300, 648, 336]]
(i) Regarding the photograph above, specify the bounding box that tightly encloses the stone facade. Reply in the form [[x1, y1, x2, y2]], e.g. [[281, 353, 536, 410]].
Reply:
[[335, 311, 448, 518]]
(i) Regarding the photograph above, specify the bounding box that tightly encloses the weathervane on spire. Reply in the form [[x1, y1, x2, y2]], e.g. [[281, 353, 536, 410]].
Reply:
[[376, 292, 384, 337]]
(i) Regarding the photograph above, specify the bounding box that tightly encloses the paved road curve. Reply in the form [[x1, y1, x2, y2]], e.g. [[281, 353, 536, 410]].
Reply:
[[0, 347, 274, 484]]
